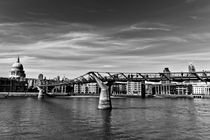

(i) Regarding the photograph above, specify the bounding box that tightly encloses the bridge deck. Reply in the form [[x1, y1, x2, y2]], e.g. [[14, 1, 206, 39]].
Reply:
[[38, 71, 210, 87]]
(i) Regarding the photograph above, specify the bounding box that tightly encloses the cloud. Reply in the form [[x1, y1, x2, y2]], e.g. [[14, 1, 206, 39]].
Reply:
[[108, 22, 180, 40], [187, 33, 210, 42], [189, 16, 202, 20], [122, 26, 171, 32], [1, 20, 210, 78], [1, 1, 210, 78], [120, 22, 172, 32], [185, 0, 197, 3]]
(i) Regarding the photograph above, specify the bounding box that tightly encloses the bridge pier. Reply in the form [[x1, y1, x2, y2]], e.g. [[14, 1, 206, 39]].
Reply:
[[98, 86, 112, 110], [37, 86, 44, 99], [141, 81, 146, 98], [91, 73, 112, 110]]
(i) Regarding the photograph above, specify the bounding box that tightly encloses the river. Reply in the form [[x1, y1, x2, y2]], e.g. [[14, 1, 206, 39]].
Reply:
[[0, 97, 210, 139]]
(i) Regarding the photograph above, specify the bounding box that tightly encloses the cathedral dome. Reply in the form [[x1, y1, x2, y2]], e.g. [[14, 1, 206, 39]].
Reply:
[[10, 56, 26, 79], [12, 62, 23, 70]]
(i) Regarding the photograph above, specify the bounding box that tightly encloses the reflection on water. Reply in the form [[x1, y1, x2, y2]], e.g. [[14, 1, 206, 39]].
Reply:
[[100, 110, 112, 139], [0, 97, 210, 139]]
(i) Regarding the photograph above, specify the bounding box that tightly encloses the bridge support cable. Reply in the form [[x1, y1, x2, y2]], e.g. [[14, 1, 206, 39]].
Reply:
[[160, 73, 173, 82], [96, 72, 105, 81], [87, 74, 95, 82], [81, 76, 88, 83], [120, 73, 128, 80], [202, 71, 209, 82], [138, 73, 148, 81], [191, 72, 206, 82], [107, 72, 115, 80]]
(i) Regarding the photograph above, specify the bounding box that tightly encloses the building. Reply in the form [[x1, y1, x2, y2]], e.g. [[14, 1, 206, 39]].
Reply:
[[185, 63, 200, 84], [188, 63, 196, 73], [0, 77, 27, 92], [87, 83, 99, 94], [112, 82, 127, 95], [9, 56, 26, 79], [26, 78, 39, 92], [127, 81, 143, 95], [145, 83, 153, 95], [192, 83, 210, 98], [162, 67, 171, 84], [73, 83, 99, 94], [74, 84, 81, 94], [152, 84, 192, 95], [0, 56, 28, 92], [80, 84, 88, 94]]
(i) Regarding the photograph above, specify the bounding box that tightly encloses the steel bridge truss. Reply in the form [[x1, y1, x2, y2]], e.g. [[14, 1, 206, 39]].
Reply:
[[39, 71, 210, 87]]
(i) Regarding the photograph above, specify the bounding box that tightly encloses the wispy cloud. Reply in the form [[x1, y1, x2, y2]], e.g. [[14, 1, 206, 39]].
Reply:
[[187, 33, 210, 42], [1, 20, 210, 78], [122, 26, 171, 32], [185, 0, 198, 3], [121, 22, 173, 32]]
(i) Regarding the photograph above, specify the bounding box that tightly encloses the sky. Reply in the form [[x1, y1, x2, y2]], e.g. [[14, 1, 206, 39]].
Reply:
[[1, 0, 210, 78]]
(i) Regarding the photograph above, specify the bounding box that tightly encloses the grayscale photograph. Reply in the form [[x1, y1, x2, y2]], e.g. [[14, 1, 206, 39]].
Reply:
[[0, 0, 210, 139]]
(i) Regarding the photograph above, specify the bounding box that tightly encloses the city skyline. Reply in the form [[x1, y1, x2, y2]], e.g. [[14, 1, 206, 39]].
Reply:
[[1, 0, 210, 78]]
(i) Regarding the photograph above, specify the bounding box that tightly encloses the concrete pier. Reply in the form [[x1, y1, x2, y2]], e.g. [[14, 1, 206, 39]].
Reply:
[[91, 73, 112, 110], [141, 82, 146, 98], [37, 86, 44, 99]]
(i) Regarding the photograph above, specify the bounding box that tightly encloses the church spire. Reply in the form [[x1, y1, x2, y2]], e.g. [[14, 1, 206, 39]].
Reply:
[[17, 56, 20, 63]]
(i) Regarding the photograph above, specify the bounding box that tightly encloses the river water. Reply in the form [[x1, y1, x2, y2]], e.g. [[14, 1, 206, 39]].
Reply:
[[0, 97, 210, 140]]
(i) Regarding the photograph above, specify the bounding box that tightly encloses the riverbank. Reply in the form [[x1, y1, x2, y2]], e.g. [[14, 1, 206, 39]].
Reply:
[[0, 92, 38, 98], [0, 92, 128, 99], [154, 94, 194, 99], [56, 95, 128, 99], [0, 92, 208, 99], [0, 92, 97, 98]]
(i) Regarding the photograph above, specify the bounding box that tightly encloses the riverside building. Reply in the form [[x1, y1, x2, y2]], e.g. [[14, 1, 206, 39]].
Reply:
[[192, 83, 210, 98], [9, 56, 26, 79], [0, 56, 27, 92], [112, 82, 127, 95], [127, 81, 143, 95], [73, 83, 99, 94], [87, 83, 99, 94], [152, 84, 192, 96], [0, 77, 27, 92], [80, 84, 88, 94], [74, 84, 81, 94]]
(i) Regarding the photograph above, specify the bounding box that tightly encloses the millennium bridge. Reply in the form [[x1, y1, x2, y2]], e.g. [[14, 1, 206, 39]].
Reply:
[[37, 70, 210, 109]]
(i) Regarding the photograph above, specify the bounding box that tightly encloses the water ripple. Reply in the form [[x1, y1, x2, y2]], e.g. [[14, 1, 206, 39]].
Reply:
[[0, 98, 210, 139]]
